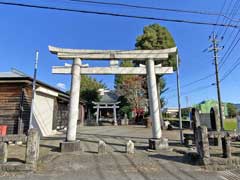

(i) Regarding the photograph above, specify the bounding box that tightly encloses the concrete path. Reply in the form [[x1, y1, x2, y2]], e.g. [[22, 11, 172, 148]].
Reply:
[[1, 126, 238, 180]]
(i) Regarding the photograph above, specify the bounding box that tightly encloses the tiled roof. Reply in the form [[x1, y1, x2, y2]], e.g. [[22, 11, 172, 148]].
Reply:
[[99, 91, 118, 103]]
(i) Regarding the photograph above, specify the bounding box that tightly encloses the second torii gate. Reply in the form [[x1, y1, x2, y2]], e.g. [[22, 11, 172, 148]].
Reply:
[[49, 46, 176, 152]]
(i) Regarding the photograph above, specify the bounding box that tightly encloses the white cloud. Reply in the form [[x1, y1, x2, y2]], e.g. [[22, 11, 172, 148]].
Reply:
[[56, 83, 66, 90], [64, 63, 71, 67]]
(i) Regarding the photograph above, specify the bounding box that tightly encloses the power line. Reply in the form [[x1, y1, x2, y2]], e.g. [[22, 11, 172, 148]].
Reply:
[[222, 22, 240, 47], [220, 0, 240, 38], [0, 1, 239, 28], [220, 56, 240, 82], [165, 84, 213, 100], [165, 73, 214, 93], [219, 30, 240, 70], [218, 2, 240, 71], [217, 0, 237, 35], [182, 84, 213, 96], [213, 0, 227, 32], [67, 0, 240, 22]]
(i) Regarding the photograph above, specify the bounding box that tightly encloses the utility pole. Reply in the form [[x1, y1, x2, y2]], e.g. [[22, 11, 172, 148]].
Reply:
[[29, 50, 39, 129], [209, 32, 224, 131], [185, 96, 189, 108], [176, 53, 183, 144]]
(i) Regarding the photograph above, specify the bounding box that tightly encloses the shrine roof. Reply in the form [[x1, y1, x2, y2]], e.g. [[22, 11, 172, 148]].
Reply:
[[98, 91, 119, 104]]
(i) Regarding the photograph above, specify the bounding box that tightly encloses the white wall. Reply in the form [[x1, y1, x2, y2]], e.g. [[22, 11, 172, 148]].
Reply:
[[32, 92, 55, 137]]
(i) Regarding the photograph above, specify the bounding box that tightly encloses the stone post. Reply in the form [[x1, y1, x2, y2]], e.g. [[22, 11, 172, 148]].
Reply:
[[0, 142, 8, 164], [237, 115, 240, 134], [145, 117, 152, 128], [96, 104, 99, 125], [123, 113, 129, 125], [197, 126, 210, 159], [146, 59, 161, 139], [191, 108, 200, 145], [113, 105, 117, 126], [126, 140, 134, 154], [222, 133, 231, 158], [98, 140, 107, 154], [25, 128, 40, 164], [67, 58, 81, 141], [210, 107, 221, 147]]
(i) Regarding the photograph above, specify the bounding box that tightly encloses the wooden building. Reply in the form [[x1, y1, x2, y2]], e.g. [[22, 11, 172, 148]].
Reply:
[[0, 70, 85, 136]]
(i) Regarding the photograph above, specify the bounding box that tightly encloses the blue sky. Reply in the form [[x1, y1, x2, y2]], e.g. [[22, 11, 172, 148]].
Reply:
[[0, 0, 239, 107]]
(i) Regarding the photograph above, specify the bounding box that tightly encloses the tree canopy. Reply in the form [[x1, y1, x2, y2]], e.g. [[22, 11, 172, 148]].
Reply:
[[114, 24, 177, 116], [80, 75, 106, 93], [80, 75, 106, 114], [115, 61, 147, 118], [135, 24, 177, 107], [227, 103, 237, 118], [135, 24, 177, 70]]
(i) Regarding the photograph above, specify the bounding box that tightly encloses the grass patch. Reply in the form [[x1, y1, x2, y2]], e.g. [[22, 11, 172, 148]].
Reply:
[[224, 118, 237, 131]]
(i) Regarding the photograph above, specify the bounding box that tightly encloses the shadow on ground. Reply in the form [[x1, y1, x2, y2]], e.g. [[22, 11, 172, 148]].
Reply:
[[148, 153, 195, 165]]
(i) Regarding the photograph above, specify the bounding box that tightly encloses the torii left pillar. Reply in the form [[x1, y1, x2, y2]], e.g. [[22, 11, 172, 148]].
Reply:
[[60, 58, 82, 152]]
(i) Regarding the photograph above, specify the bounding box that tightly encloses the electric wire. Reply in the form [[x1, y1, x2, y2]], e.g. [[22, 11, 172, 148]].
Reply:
[[220, 0, 240, 38], [219, 30, 240, 70], [0, 1, 239, 28], [165, 73, 215, 93], [213, 0, 227, 33], [220, 56, 240, 82], [67, 0, 240, 22], [217, 0, 237, 35], [165, 84, 214, 100]]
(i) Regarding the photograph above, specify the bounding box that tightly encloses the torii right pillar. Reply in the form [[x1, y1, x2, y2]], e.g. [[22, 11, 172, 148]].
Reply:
[[147, 59, 168, 150]]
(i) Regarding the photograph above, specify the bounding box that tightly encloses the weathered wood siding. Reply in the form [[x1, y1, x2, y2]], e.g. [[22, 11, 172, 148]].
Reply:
[[22, 87, 32, 133], [0, 83, 31, 134], [55, 102, 85, 129], [55, 102, 68, 129]]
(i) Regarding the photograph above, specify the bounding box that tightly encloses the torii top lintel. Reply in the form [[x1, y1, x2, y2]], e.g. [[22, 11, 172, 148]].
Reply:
[[48, 46, 177, 60]]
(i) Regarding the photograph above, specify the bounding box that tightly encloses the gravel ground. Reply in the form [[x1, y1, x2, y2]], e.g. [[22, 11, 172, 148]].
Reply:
[[1, 125, 238, 180]]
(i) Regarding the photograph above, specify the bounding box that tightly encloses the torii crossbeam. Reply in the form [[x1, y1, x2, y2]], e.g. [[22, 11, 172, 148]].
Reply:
[[49, 45, 177, 152]]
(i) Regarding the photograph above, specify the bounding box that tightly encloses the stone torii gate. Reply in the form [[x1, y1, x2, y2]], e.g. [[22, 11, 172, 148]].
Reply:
[[93, 101, 120, 126], [49, 46, 176, 152]]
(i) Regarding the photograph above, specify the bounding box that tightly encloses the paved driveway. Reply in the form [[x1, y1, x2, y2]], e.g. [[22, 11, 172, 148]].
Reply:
[[1, 126, 238, 180]]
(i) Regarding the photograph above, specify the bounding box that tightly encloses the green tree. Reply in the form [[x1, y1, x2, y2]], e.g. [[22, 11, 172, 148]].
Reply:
[[135, 24, 177, 69], [117, 96, 132, 118], [81, 75, 106, 92], [227, 103, 237, 118], [135, 24, 177, 107], [80, 75, 106, 119]]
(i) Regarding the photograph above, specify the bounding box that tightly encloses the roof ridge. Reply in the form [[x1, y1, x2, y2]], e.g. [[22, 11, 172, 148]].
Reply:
[[11, 68, 29, 77]]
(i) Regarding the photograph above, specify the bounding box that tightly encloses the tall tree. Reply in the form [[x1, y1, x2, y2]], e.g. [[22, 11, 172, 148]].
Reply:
[[135, 24, 177, 107]]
